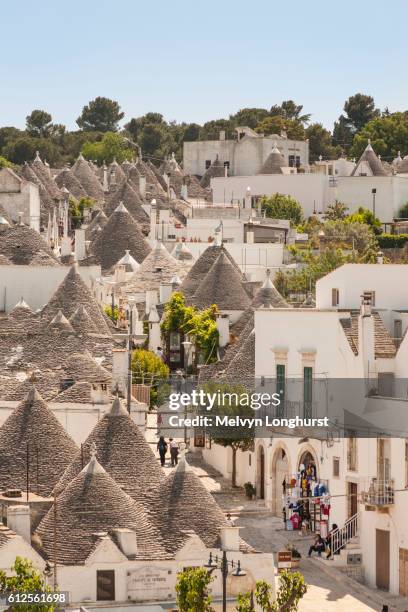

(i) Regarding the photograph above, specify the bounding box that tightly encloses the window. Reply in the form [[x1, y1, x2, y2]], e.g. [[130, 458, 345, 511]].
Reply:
[[363, 290, 375, 306], [333, 457, 340, 477], [276, 364, 285, 416], [331, 288, 339, 306], [205, 160, 211, 169], [303, 367, 313, 418], [347, 435, 357, 471], [97, 570, 115, 601], [288, 155, 300, 168]]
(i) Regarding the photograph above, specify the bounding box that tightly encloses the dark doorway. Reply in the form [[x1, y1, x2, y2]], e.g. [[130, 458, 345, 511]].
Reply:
[[97, 570, 115, 601], [376, 529, 390, 591], [348, 482, 358, 517], [258, 446, 265, 499]]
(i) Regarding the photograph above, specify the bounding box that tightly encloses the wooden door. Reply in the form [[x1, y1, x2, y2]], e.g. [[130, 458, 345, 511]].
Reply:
[[376, 530, 390, 591], [399, 548, 408, 596], [348, 482, 358, 517], [97, 570, 115, 601]]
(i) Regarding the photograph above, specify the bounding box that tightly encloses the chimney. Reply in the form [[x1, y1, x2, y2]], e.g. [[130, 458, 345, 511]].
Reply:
[[131, 304, 144, 335], [102, 164, 109, 192], [358, 295, 375, 379], [145, 289, 159, 315], [219, 130, 226, 141], [224, 164, 228, 178], [148, 305, 161, 352], [220, 526, 240, 552], [112, 348, 128, 394], [60, 236, 72, 258], [75, 229, 86, 261], [246, 219, 254, 244], [216, 314, 230, 348], [139, 176, 146, 199], [181, 183, 188, 200], [114, 528, 138, 556], [114, 264, 127, 284], [244, 186, 252, 210], [7, 505, 31, 543], [159, 283, 173, 304]]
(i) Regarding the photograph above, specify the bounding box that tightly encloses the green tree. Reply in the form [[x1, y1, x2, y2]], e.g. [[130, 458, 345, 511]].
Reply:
[[161, 293, 219, 364], [343, 93, 380, 133], [305, 123, 340, 161], [0, 156, 12, 168], [26, 110, 54, 138], [253, 572, 306, 611], [230, 108, 270, 129], [0, 557, 55, 612], [260, 194, 303, 225], [175, 566, 214, 612], [0, 127, 22, 152], [350, 112, 408, 160], [199, 119, 234, 140], [81, 132, 134, 164], [131, 348, 170, 408], [3, 136, 61, 165], [270, 100, 311, 125], [399, 201, 408, 218], [256, 116, 305, 140], [332, 115, 354, 151], [125, 112, 165, 141], [323, 201, 349, 221], [69, 196, 95, 228], [346, 206, 381, 234], [205, 382, 255, 486], [77, 97, 124, 132]]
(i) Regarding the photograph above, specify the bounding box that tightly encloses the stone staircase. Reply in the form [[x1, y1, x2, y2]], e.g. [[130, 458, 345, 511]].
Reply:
[[319, 513, 364, 582]]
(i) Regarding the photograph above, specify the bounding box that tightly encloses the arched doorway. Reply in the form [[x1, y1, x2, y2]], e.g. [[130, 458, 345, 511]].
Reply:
[[298, 449, 317, 479], [257, 446, 265, 499], [271, 447, 290, 516]]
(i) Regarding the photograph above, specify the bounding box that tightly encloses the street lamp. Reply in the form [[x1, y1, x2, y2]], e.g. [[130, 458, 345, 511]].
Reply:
[[181, 340, 193, 445], [372, 188, 377, 218], [205, 551, 247, 612]]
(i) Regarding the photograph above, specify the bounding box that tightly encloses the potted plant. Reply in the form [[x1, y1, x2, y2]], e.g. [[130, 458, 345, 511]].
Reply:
[[244, 482, 256, 500]]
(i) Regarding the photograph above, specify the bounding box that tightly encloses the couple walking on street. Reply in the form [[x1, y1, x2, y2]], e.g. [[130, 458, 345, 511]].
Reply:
[[157, 436, 180, 467]]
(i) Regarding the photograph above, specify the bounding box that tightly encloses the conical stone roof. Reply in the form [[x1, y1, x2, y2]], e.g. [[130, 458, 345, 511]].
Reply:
[[200, 156, 225, 188], [125, 242, 188, 292], [71, 154, 104, 201], [63, 352, 111, 384], [351, 141, 390, 177], [152, 457, 227, 551], [259, 144, 286, 174], [31, 153, 62, 200], [251, 271, 289, 308], [0, 224, 59, 266], [69, 305, 98, 334], [180, 245, 239, 299], [0, 388, 77, 496], [192, 251, 251, 310], [48, 309, 75, 333], [41, 266, 110, 333], [105, 180, 149, 227], [91, 203, 151, 271], [54, 397, 164, 500], [55, 167, 87, 201], [36, 454, 166, 564], [85, 210, 108, 241]]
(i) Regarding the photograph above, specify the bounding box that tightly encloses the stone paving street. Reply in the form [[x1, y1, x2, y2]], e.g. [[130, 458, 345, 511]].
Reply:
[[148, 416, 408, 610]]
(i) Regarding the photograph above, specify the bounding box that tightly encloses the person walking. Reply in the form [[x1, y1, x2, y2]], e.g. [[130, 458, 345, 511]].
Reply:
[[169, 438, 179, 466], [157, 436, 168, 467]]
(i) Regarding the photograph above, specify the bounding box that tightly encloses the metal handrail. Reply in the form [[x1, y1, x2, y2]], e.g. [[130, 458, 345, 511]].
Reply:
[[331, 512, 359, 556]]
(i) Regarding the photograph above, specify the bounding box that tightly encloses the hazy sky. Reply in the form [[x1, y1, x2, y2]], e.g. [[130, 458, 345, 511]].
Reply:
[[1, 0, 407, 131]]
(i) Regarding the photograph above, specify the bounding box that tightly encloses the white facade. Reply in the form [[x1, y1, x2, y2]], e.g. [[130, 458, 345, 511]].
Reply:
[[335, 176, 408, 223], [0, 168, 41, 232], [211, 173, 330, 216], [183, 129, 309, 177], [0, 264, 101, 313]]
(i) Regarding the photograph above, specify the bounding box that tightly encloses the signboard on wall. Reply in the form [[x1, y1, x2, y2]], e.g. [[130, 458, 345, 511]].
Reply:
[[127, 565, 173, 601]]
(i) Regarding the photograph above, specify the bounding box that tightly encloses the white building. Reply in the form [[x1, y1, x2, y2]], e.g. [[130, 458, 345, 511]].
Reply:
[[0, 167, 41, 231], [199, 262, 408, 596], [183, 127, 309, 177]]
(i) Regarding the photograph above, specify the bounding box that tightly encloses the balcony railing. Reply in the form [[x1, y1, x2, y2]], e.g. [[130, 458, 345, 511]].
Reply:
[[361, 479, 395, 507]]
